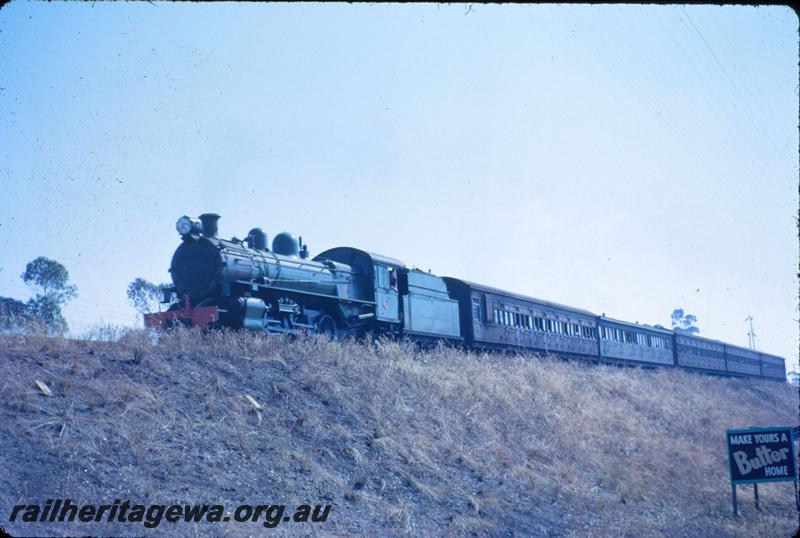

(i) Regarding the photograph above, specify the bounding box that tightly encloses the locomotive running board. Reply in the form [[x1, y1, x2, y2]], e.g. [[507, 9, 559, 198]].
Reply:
[[144, 306, 219, 330]]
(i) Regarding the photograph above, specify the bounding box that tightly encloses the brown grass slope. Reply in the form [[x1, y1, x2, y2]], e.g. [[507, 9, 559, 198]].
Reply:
[[0, 330, 797, 537]]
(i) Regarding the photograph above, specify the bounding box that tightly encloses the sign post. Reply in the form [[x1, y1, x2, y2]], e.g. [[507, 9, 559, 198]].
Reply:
[[726, 426, 797, 516]]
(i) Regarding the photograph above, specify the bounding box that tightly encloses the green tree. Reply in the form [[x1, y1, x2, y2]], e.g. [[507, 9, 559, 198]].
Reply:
[[26, 295, 68, 335], [21, 257, 77, 304], [20, 256, 77, 334], [671, 308, 699, 335], [127, 278, 173, 315], [0, 296, 31, 331]]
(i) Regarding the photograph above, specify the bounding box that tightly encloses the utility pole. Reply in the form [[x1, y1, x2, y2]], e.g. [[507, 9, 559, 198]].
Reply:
[[745, 315, 757, 350]]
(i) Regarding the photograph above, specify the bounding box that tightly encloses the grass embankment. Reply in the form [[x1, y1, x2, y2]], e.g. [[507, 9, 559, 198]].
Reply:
[[0, 329, 797, 537]]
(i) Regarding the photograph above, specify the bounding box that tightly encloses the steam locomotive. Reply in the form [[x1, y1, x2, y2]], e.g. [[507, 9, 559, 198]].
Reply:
[[145, 213, 787, 382]]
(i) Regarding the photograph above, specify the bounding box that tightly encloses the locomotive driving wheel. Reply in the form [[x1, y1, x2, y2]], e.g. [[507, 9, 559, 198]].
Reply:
[[314, 314, 339, 339]]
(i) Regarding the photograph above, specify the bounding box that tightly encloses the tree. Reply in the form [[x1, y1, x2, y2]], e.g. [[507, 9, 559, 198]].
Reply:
[[0, 297, 31, 331], [26, 295, 68, 335], [671, 308, 699, 335], [127, 278, 174, 315], [19, 256, 77, 335], [21, 257, 77, 304]]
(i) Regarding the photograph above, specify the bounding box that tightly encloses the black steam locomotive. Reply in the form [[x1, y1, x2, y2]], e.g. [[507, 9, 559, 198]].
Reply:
[[145, 213, 787, 382]]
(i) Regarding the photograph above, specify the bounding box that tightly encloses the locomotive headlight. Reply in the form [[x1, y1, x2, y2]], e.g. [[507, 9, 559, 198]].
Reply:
[[176, 216, 194, 236]]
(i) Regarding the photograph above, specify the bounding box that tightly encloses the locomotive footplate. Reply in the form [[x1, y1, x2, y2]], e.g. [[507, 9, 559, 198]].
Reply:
[[144, 305, 219, 330]]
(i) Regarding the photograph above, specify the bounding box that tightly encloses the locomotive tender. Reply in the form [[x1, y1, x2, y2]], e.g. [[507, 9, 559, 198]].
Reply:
[[145, 214, 787, 382]]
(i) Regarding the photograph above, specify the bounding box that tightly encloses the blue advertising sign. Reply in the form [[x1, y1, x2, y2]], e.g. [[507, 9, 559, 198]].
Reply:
[[726, 426, 797, 485]]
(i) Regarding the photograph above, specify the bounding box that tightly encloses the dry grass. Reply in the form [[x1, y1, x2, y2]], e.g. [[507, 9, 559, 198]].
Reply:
[[0, 328, 796, 537]]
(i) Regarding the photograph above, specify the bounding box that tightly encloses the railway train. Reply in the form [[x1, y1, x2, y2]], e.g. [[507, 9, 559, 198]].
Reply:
[[144, 213, 787, 382]]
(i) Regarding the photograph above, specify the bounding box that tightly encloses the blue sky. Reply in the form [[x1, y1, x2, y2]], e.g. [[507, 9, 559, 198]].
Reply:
[[0, 4, 797, 365]]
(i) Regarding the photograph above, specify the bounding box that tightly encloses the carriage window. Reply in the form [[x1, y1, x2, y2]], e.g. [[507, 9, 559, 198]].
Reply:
[[472, 297, 482, 321]]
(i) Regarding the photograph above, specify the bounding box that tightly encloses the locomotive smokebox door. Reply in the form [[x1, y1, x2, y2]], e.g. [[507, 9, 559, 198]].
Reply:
[[374, 265, 400, 322]]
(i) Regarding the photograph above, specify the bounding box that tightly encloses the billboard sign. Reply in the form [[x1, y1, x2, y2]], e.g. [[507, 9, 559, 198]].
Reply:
[[726, 426, 797, 484]]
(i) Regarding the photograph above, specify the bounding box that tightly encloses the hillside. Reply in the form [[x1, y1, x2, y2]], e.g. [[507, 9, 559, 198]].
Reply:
[[0, 329, 797, 537]]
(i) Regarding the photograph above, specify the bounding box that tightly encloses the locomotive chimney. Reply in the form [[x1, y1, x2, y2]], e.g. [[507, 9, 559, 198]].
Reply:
[[199, 213, 220, 238]]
